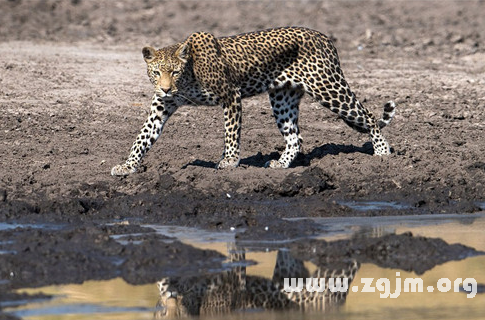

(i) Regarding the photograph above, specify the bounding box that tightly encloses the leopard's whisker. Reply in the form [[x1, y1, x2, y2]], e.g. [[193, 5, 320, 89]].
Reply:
[[174, 93, 199, 106]]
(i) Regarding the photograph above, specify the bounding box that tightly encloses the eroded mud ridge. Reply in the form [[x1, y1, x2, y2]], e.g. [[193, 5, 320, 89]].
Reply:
[[0, 0, 484, 318]]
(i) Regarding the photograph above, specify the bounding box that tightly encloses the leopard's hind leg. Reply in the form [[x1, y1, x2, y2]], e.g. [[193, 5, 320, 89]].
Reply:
[[306, 77, 393, 155], [300, 54, 394, 155]]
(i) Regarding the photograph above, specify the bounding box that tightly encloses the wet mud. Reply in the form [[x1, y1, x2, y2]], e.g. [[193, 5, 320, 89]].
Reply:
[[1, 1, 484, 317], [291, 232, 482, 275]]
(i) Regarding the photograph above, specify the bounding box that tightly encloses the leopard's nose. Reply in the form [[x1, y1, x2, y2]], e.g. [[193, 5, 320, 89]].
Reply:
[[160, 87, 171, 94], [165, 290, 178, 298]]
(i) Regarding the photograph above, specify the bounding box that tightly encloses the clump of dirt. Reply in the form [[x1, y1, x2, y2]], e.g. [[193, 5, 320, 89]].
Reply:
[[0, 225, 224, 290], [291, 232, 483, 275], [236, 218, 324, 242]]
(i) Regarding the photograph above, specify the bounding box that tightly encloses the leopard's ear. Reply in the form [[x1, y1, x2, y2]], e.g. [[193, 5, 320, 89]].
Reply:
[[175, 41, 190, 63], [142, 46, 156, 63]]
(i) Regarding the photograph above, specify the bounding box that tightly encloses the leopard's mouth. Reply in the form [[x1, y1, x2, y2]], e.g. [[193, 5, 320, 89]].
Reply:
[[166, 296, 178, 304], [155, 89, 180, 99], [155, 90, 173, 98]]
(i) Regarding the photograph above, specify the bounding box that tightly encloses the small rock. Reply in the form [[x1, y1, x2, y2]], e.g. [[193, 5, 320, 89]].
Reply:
[[365, 29, 373, 40], [422, 38, 434, 46], [450, 34, 464, 43]]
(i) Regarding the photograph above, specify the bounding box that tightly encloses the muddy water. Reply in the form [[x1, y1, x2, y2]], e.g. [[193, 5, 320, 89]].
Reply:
[[4, 213, 485, 320]]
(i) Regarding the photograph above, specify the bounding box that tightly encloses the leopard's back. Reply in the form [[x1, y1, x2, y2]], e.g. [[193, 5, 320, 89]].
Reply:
[[214, 27, 336, 97]]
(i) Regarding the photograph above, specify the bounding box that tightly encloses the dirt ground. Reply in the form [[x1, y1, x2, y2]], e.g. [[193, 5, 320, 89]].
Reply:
[[0, 0, 484, 313]]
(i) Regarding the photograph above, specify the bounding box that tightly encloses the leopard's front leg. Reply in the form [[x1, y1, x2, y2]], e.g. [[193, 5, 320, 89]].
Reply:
[[216, 91, 242, 169], [111, 95, 178, 176]]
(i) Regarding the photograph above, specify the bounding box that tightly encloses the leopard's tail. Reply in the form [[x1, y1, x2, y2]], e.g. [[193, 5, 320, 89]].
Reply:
[[377, 100, 396, 129]]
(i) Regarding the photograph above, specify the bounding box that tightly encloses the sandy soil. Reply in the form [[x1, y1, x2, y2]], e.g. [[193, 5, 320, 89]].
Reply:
[[0, 0, 484, 312]]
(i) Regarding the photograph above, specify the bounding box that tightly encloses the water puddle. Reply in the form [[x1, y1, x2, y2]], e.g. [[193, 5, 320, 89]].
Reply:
[[337, 200, 412, 211], [288, 212, 485, 241], [4, 279, 155, 320], [0, 222, 63, 231], [3, 213, 485, 320]]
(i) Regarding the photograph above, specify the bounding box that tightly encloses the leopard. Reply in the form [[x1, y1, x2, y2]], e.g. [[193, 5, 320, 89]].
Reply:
[[154, 246, 360, 318], [111, 26, 396, 176]]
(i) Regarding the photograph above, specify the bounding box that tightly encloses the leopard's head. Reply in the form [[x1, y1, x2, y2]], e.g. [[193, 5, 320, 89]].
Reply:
[[142, 42, 192, 99], [155, 279, 188, 318]]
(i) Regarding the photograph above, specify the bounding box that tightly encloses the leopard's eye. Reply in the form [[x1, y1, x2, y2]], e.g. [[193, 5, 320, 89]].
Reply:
[[153, 71, 161, 77], [171, 70, 180, 76]]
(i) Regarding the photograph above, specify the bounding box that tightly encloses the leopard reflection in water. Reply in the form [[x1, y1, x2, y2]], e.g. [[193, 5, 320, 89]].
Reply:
[[154, 246, 359, 318]]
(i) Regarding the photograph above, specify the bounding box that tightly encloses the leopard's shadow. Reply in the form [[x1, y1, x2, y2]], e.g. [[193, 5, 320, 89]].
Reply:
[[182, 142, 373, 169], [294, 141, 374, 166]]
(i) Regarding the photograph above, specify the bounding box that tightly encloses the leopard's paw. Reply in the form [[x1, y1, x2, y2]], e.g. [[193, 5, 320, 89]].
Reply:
[[111, 164, 137, 176], [216, 157, 240, 169], [373, 140, 391, 156], [264, 159, 285, 168], [374, 148, 391, 156]]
